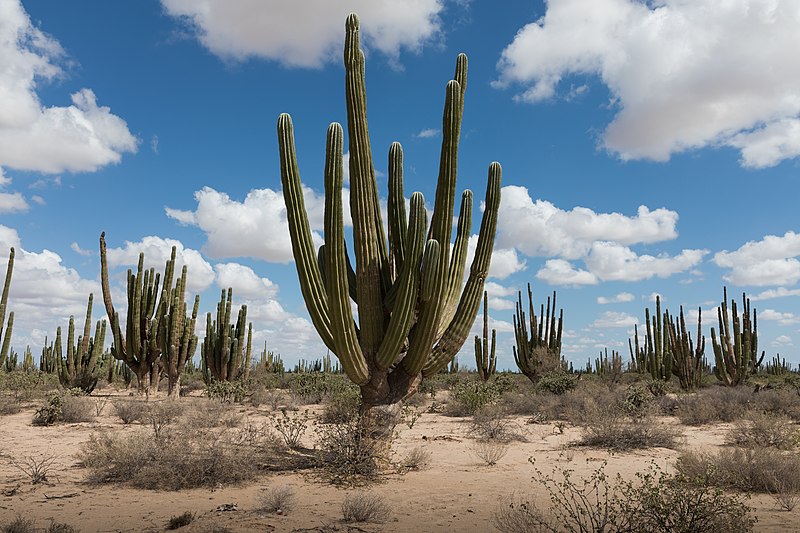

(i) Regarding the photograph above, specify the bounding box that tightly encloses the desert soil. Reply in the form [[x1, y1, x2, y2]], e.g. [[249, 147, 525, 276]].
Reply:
[[1, 393, 798, 533]]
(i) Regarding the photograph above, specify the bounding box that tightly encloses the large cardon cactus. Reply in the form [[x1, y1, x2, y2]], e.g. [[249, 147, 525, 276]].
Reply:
[[278, 14, 501, 413]]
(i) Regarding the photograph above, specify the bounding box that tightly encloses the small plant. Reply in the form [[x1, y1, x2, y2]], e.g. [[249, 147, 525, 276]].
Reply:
[[447, 379, 500, 416], [470, 406, 524, 442], [768, 473, 800, 511], [143, 401, 183, 438], [259, 485, 296, 514], [93, 397, 109, 417], [7, 454, 56, 484], [471, 439, 508, 466], [727, 410, 796, 449], [676, 447, 800, 494], [341, 492, 391, 523], [321, 385, 360, 423], [166, 512, 194, 530], [270, 409, 309, 448], [59, 395, 95, 423], [537, 371, 579, 395], [316, 418, 385, 483], [46, 522, 78, 533], [1, 516, 36, 533], [112, 400, 146, 424], [398, 447, 431, 472], [401, 404, 424, 429], [32, 392, 63, 426], [205, 380, 249, 403]]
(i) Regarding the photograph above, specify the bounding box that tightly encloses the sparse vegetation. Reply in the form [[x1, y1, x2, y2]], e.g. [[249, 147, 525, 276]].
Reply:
[[259, 485, 296, 514], [471, 439, 509, 466], [166, 512, 194, 530], [341, 492, 391, 523]]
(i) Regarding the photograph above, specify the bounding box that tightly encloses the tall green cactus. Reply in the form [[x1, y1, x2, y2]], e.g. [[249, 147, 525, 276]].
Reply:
[[667, 306, 705, 391], [629, 295, 671, 381], [56, 293, 107, 393], [513, 284, 563, 384], [39, 336, 57, 374], [474, 290, 496, 382], [595, 348, 622, 383], [160, 269, 200, 398], [100, 233, 197, 394], [201, 289, 251, 383], [22, 346, 34, 372], [711, 287, 764, 386], [259, 341, 284, 373], [278, 14, 501, 411], [0, 248, 14, 370]]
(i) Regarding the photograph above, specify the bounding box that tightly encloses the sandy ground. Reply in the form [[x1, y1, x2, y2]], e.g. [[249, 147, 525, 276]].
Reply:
[[1, 393, 799, 533]]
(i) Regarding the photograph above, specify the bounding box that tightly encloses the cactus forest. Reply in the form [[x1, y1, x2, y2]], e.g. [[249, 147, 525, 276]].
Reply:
[[1, 4, 800, 532]]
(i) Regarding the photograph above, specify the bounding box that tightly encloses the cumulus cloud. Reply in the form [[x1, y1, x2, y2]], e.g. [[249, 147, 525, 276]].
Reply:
[[70, 242, 93, 257], [214, 262, 278, 300], [714, 231, 800, 286], [0, 191, 28, 213], [591, 311, 638, 329], [0, 1, 137, 173], [161, 0, 444, 68], [495, 0, 800, 167], [415, 128, 440, 138], [597, 292, 635, 304], [584, 242, 707, 282], [497, 185, 679, 259], [771, 334, 793, 348], [536, 259, 598, 286], [750, 287, 800, 301], [104, 236, 215, 293], [759, 309, 800, 326]]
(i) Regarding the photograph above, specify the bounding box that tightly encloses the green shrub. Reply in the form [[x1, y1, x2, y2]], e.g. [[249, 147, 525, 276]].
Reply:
[[537, 371, 579, 395], [321, 384, 361, 424], [205, 380, 249, 403], [446, 379, 500, 416], [32, 392, 64, 426]]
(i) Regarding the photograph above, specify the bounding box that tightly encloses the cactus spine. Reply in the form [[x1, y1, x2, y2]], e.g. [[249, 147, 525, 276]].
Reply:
[[513, 284, 563, 384], [711, 287, 764, 386], [201, 289, 251, 383], [474, 291, 496, 381], [56, 293, 107, 393], [0, 248, 14, 370], [278, 14, 501, 411], [667, 306, 705, 391], [629, 295, 671, 381]]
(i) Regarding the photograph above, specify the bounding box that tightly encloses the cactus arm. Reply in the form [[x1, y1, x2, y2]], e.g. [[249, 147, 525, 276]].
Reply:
[[323, 122, 369, 384], [0, 248, 13, 344], [99, 233, 126, 358], [422, 162, 501, 376], [376, 192, 426, 371], [277, 113, 336, 352], [387, 142, 407, 279], [344, 14, 387, 355], [438, 190, 473, 337]]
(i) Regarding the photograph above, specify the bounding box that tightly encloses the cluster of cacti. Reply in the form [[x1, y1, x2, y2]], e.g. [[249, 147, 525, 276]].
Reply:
[[711, 287, 764, 386], [100, 233, 200, 394], [278, 14, 501, 412], [667, 306, 706, 391], [0, 248, 14, 371], [474, 290, 496, 382], [201, 288, 251, 384], [629, 295, 672, 381], [21, 346, 34, 372], [258, 341, 284, 373], [55, 294, 107, 393], [293, 353, 341, 374], [512, 284, 563, 384], [594, 348, 622, 382], [763, 354, 793, 375], [3, 349, 17, 372]]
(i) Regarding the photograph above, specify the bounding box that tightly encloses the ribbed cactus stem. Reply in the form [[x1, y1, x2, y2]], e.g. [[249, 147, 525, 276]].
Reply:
[[57, 293, 107, 393], [474, 290, 496, 382], [512, 283, 563, 384], [0, 248, 14, 366], [201, 288, 249, 384], [711, 287, 764, 386], [667, 306, 705, 391]]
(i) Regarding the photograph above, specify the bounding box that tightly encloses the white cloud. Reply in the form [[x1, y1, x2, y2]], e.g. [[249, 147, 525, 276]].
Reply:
[[0, 1, 137, 173], [584, 242, 707, 282], [750, 287, 800, 301], [214, 262, 278, 300], [0, 192, 28, 213], [70, 242, 93, 257], [714, 231, 800, 286], [759, 309, 800, 326], [536, 259, 598, 286], [771, 334, 793, 348], [0, 168, 10, 187], [591, 311, 638, 329], [497, 185, 679, 259], [415, 128, 440, 138], [597, 292, 635, 304], [483, 281, 517, 311], [495, 0, 800, 168], [161, 0, 444, 68], [166, 185, 348, 264], [30, 195, 44, 205], [104, 236, 215, 293]]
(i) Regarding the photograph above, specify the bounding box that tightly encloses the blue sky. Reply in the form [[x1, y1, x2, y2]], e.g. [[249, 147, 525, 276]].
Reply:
[[2, 0, 800, 370]]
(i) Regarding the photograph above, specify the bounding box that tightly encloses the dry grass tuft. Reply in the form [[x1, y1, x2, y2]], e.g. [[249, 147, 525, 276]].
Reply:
[[341, 492, 391, 523], [259, 485, 296, 514]]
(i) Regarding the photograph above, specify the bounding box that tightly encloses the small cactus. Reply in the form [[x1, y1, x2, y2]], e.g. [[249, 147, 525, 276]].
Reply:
[[474, 291, 496, 381], [0, 248, 14, 371]]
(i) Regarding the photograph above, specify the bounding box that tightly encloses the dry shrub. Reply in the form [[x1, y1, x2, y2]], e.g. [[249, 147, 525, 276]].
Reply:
[[259, 485, 296, 514], [398, 447, 430, 472], [60, 395, 95, 423], [166, 512, 194, 530], [470, 406, 525, 442], [112, 400, 146, 424], [0, 398, 22, 416], [471, 439, 508, 466], [142, 401, 183, 437], [1, 516, 35, 533], [182, 399, 242, 428], [46, 523, 78, 533], [7, 454, 56, 484], [79, 423, 280, 490], [676, 447, 800, 494], [752, 387, 800, 422], [320, 386, 360, 424], [341, 492, 391, 523], [727, 410, 797, 449], [675, 386, 752, 425], [316, 418, 385, 484], [580, 410, 680, 451]]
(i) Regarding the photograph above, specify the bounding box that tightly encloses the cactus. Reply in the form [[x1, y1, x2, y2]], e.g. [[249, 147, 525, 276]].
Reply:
[[259, 341, 284, 373], [160, 271, 200, 398], [448, 355, 460, 374], [278, 14, 501, 413], [0, 248, 14, 371], [56, 293, 107, 393], [667, 306, 705, 391], [711, 287, 764, 386], [201, 289, 251, 383], [764, 354, 791, 376], [39, 337, 57, 374], [100, 233, 196, 394], [22, 346, 34, 372], [513, 284, 563, 384], [594, 348, 622, 383], [474, 291, 496, 381], [4, 348, 17, 371], [628, 295, 671, 381]]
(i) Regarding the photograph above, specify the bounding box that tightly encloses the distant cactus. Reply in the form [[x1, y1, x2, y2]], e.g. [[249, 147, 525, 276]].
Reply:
[[22, 346, 34, 372], [629, 295, 671, 381], [39, 337, 57, 374], [56, 293, 106, 393], [711, 287, 764, 386], [667, 306, 705, 391], [474, 291, 496, 381], [595, 348, 622, 383], [278, 14, 501, 416], [513, 284, 563, 384], [259, 341, 284, 373], [201, 289, 251, 384], [0, 248, 14, 371], [448, 355, 460, 374]]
